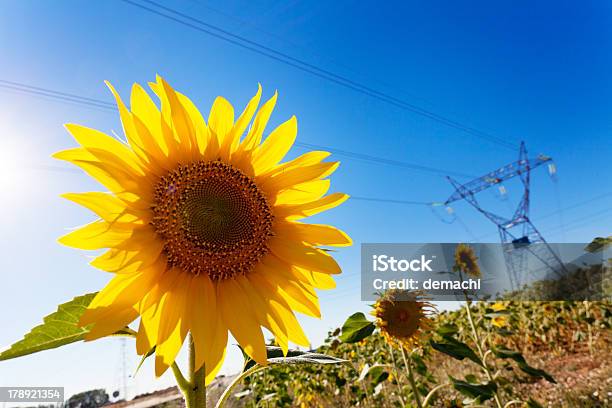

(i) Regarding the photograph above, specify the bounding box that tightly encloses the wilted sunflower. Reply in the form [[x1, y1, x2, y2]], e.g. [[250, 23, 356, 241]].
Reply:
[[372, 290, 435, 349], [454, 243, 481, 278], [55, 76, 351, 379]]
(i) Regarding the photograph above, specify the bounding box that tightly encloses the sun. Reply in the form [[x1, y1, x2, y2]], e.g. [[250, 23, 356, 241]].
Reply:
[[55, 76, 351, 380]]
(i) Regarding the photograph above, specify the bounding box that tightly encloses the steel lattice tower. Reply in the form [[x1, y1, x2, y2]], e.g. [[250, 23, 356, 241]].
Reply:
[[444, 142, 566, 289]]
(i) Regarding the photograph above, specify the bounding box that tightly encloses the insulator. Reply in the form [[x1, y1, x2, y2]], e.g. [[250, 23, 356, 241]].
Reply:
[[498, 185, 507, 195], [548, 163, 557, 175], [446, 206, 455, 215]]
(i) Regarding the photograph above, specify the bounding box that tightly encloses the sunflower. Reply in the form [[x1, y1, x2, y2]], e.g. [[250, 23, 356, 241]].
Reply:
[[54, 76, 351, 380], [454, 243, 481, 278], [490, 315, 508, 328], [371, 290, 435, 349], [490, 302, 508, 312]]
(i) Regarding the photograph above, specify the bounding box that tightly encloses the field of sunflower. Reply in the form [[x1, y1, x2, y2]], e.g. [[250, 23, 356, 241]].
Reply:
[[234, 299, 611, 407]]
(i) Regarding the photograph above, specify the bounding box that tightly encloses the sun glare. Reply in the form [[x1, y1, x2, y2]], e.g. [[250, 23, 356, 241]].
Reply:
[[0, 139, 30, 207]]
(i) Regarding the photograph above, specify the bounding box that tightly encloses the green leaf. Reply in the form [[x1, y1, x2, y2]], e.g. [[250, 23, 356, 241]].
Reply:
[[339, 312, 375, 343], [526, 397, 545, 408], [242, 346, 351, 372], [517, 363, 556, 383], [367, 365, 389, 386], [357, 363, 391, 385], [436, 323, 459, 336], [449, 376, 497, 402], [492, 346, 556, 383], [464, 374, 478, 384], [0, 293, 100, 361], [430, 336, 481, 366], [411, 353, 428, 376], [134, 346, 156, 375]]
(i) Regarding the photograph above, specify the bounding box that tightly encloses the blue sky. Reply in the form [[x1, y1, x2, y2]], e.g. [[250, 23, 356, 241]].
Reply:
[[0, 0, 611, 400]]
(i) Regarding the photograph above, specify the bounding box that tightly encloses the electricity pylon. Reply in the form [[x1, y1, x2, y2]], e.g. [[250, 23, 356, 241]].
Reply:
[[444, 142, 566, 289]]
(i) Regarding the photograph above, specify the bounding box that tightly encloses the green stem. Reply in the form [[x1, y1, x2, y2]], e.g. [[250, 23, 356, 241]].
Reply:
[[387, 343, 406, 406], [400, 347, 423, 408], [464, 300, 503, 408], [174, 335, 206, 408], [354, 347, 371, 405], [585, 301, 594, 357], [172, 362, 190, 391], [215, 365, 267, 408]]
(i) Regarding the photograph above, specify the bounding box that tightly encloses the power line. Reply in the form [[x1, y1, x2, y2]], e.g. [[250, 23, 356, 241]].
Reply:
[[12, 80, 608, 225], [351, 196, 431, 206], [119, 0, 517, 150], [295, 142, 475, 178], [2, 79, 473, 179], [0, 80, 115, 111]]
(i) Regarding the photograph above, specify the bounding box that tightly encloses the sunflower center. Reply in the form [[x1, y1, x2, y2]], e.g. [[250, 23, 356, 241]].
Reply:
[[151, 161, 274, 280]]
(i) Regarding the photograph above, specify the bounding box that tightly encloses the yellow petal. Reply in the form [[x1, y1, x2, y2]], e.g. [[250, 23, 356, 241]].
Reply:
[[189, 274, 219, 372], [61, 192, 146, 225], [64, 123, 144, 175], [148, 78, 191, 161], [105, 81, 154, 164], [275, 193, 349, 220], [80, 263, 163, 329], [130, 83, 171, 159], [204, 317, 227, 385], [263, 151, 331, 178], [262, 162, 339, 194], [53, 148, 143, 195], [236, 275, 289, 354], [136, 309, 157, 355], [159, 77, 197, 157], [275, 221, 352, 247], [223, 84, 262, 158], [254, 257, 321, 318], [209, 96, 235, 155], [176, 91, 209, 156], [252, 116, 297, 174], [155, 271, 191, 376], [218, 279, 267, 364], [270, 277, 320, 318], [309, 270, 336, 290], [58, 220, 136, 250], [269, 237, 341, 274], [84, 307, 138, 341], [273, 179, 330, 205], [248, 273, 310, 347], [91, 241, 164, 274], [238, 91, 277, 152], [112, 227, 162, 253]]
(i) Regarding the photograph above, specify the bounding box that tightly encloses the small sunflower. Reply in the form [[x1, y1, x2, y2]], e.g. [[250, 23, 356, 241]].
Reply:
[[55, 76, 351, 379], [490, 302, 507, 312], [454, 243, 481, 278], [491, 315, 508, 328], [371, 290, 435, 349]]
